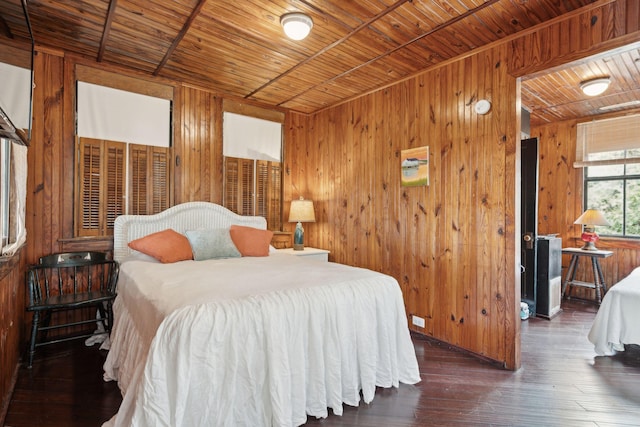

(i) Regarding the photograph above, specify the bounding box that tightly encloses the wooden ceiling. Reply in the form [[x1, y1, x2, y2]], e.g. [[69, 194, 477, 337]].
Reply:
[[2, 0, 638, 121], [522, 43, 640, 127]]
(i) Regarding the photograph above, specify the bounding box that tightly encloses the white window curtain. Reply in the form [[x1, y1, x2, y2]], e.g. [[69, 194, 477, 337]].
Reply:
[[2, 142, 27, 256], [575, 114, 640, 168]]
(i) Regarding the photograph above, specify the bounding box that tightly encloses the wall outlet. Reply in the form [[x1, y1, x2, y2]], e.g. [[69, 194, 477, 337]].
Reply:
[[412, 315, 425, 328]]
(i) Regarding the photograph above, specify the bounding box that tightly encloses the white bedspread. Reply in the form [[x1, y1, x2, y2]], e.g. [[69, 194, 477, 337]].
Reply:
[[102, 253, 420, 426], [588, 266, 640, 356]]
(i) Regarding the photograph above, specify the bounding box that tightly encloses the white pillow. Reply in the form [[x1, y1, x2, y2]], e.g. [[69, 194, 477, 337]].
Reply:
[[185, 229, 241, 261]]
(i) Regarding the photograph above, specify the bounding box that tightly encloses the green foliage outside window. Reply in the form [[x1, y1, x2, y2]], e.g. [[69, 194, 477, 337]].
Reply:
[[585, 150, 640, 237]]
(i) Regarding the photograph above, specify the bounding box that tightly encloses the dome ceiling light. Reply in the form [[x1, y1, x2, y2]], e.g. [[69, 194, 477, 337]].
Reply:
[[280, 12, 313, 40], [580, 77, 611, 96]]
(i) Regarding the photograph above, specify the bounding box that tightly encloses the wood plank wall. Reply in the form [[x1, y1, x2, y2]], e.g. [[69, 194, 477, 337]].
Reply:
[[0, 252, 25, 426], [285, 44, 521, 369], [174, 86, 223, 205], [285, 0, 640, 369], [535, 113, 640, 298]]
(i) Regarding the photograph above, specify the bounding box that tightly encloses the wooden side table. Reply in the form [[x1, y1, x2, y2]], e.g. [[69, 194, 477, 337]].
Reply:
[[561, 247, 613, 304]]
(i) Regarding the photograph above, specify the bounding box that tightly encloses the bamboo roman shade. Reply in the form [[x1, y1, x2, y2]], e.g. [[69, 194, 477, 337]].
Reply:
[[575, 114, 640, 167]]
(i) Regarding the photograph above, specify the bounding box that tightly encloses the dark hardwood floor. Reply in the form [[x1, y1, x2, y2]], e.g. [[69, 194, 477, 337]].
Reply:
[[5, 300, 640, 427]]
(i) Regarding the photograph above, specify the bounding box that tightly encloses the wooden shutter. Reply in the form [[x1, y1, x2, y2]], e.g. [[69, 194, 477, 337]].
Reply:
[[105, 141, 125, 230], [151, 148, 171, 214], [129, 145, 148, 215], [76, 137, 125, 236], [129, 144, 171, 215], [240, 159, 253, 216], [256, 160, 281, 230], [223, 156, 254, 216]]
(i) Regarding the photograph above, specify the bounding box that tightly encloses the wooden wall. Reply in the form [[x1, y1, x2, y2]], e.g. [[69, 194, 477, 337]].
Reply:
[[535, 112, 640, 297], [285, 45, 521, 368], [174, 86, 223, 205], [0, 252, 25, 426], [284, 0, 640, 369]]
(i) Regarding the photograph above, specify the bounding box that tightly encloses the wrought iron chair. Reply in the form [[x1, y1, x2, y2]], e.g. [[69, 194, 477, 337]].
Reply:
[[26, 251, 119, 368]]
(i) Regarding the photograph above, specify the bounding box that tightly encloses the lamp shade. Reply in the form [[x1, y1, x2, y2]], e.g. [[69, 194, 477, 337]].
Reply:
[[280, 12, 313, 40], [288, 197, 315, 223], [580, 78, 610, 96], [574, 209, 610, 226]]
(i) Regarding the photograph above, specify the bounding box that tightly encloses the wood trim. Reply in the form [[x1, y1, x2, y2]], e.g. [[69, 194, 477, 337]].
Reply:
[[58, 236, 114, 254], [75, 64, 174, 100], [0, 43, 30, 68], [222, 99, 285, 123]]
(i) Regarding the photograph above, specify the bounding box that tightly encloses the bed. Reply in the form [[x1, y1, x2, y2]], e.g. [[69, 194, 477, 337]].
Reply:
[[588, 266, 640, 356], [102, 202, 420, 426]]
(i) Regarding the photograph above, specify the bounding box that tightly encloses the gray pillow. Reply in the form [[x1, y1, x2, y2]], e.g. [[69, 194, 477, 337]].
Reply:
[[185, 229, 241, 261]]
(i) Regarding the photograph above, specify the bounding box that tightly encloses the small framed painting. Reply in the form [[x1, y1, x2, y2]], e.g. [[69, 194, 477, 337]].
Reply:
[[401, 146, 429, 187]]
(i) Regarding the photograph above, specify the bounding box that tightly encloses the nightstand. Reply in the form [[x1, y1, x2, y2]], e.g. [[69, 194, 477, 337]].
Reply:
[[277, 247, 330, 262]]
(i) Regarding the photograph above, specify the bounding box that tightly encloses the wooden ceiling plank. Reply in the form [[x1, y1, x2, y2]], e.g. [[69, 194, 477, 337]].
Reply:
[[97, 0, 117, 62], [18, 0, 633, 116], [153, 0, 207, 76], [245, 0, 412, 99]]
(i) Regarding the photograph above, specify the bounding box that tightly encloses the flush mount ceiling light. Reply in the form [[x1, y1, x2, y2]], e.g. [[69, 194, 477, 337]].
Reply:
[[580, 77, 611, 96], [280, 12, 313, 40]]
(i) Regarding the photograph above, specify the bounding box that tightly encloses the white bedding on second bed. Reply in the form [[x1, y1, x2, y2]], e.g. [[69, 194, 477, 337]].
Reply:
[[103, 253, 420, 426], [588, 266, 640, 356]]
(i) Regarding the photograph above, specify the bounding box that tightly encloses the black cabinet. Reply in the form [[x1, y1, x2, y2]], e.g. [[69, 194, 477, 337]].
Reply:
[[536, 236, 562, 319]]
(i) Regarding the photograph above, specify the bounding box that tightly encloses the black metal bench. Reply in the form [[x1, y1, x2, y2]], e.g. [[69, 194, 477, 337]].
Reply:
[[26, 251, 119, 368]]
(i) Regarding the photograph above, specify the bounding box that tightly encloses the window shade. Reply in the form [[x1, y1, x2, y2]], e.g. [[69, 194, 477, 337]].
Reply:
[[77, 82, 171, 147], [222, 112, 282, 161], [0, 62, 31, 130], [575, 114, 640, 167]]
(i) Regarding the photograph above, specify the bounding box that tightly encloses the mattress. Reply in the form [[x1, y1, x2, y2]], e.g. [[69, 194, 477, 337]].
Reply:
[[102, 253, 421, 426]]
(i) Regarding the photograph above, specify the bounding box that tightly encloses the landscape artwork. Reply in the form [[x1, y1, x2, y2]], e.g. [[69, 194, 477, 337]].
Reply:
[[401, 146, 429, 187]]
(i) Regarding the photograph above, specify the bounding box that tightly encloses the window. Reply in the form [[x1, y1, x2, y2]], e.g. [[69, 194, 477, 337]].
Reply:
[[74, 80, 173, 237], [578, 115, 640, 237], [0, 137, 27, 256], [75, 138, 171, 236], [1, 138, 10, 249], [222, 112, 283, 230]]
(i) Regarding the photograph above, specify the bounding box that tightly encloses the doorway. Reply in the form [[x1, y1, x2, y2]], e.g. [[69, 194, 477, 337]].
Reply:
[[520, 137, 538, 316]]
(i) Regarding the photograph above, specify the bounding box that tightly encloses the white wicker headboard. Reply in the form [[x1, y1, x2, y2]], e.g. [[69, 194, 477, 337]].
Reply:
[[113, 202, 267, 262]]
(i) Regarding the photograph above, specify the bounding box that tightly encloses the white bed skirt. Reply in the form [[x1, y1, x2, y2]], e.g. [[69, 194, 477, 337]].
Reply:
[[102, 256, 421, 426]]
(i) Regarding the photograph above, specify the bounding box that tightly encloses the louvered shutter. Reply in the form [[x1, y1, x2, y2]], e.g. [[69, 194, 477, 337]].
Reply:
[[76, 137, 125, 236], [129, 145, 148, 215], [105, 141, 125, 231], [129, 144, 171, 215], [224, 157, 240, 213], [77, 138, 102, 236], [268, 162, 281, 230], [151, 148, 171, 214], [256, 160, 281, 230], [223, 156, 254, 216], [240, 159, 254, 216]]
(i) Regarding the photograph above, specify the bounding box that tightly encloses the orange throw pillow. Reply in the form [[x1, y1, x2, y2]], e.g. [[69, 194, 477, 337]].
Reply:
[[229, 225, 274, 257], [128, 229, 193, 263]]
